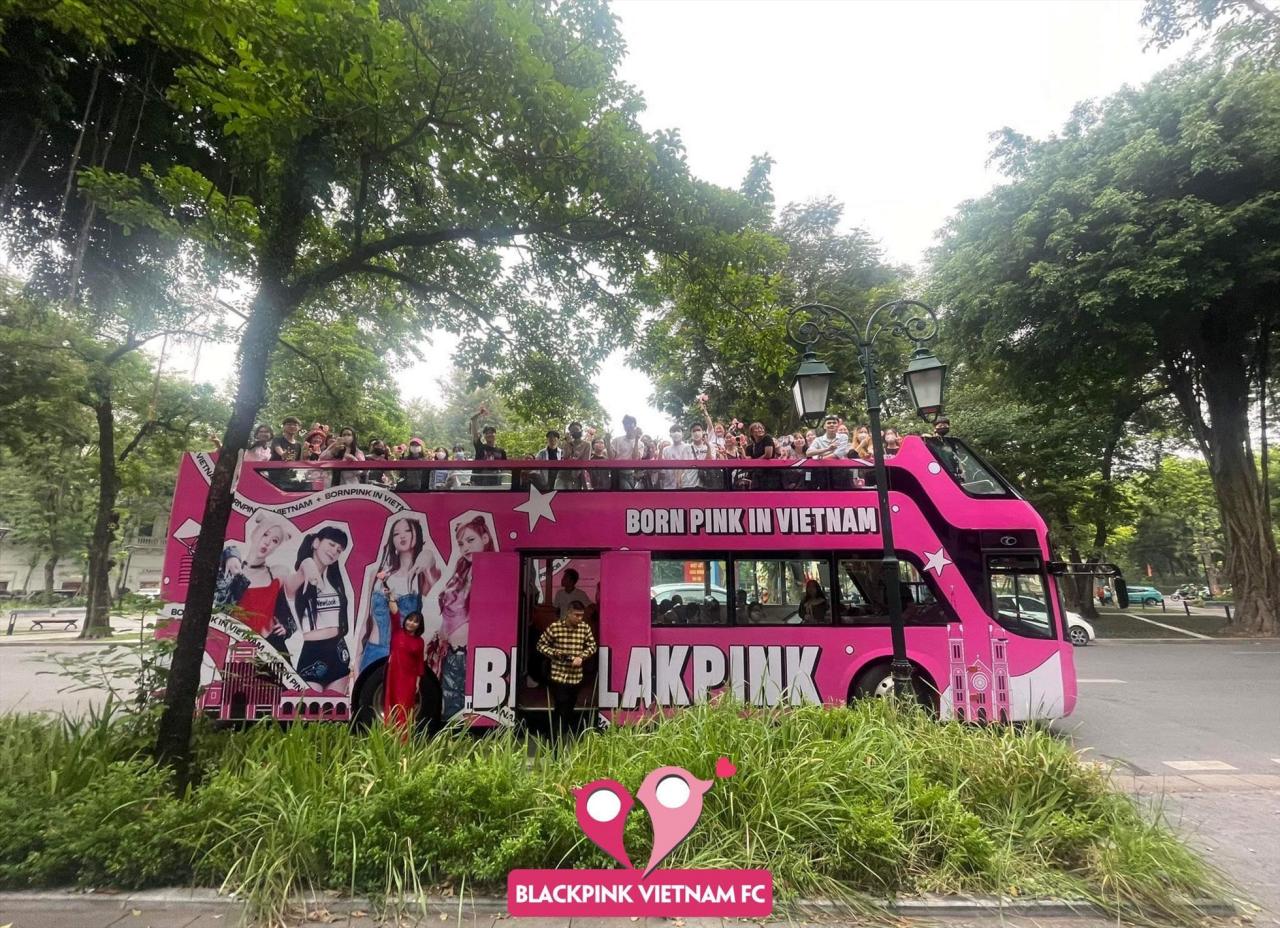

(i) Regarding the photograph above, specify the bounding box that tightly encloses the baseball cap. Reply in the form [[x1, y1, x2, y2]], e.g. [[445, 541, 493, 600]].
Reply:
[[409, 437, 424, 446]]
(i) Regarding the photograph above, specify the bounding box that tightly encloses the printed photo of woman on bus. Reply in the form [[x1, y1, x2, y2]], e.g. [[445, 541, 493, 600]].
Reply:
[[284, 525, 354, 694], [214, 510, 297, 655], [426, 512, 497, 719], [358, 514, 441, 673]]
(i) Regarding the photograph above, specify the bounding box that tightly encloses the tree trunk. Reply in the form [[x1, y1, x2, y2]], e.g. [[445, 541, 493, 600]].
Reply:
[[1192, 325, 1280, 635], [154, 143, 310, 776], [81, 384, 118, 638], [1066, 545, 1100, 619], [0, 122, 44, 218], [154, 285, 288, 772], [43, 555, 58, 603]]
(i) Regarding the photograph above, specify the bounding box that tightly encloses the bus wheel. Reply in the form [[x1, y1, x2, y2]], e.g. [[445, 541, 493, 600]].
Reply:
[[351, 663, 386, 731], [350, 664, 443, 735], [850, 662, 937, 713]]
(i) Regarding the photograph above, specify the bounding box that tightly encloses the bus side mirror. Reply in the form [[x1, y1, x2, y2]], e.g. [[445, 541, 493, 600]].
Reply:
[[1114, 577, 1129, 609]]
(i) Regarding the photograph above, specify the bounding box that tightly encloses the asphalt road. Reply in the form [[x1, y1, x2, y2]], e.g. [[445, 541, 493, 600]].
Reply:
[[1056, 637, 1280, 774], [1055, 637, 1280, 924], [0, 641, 135, 716]]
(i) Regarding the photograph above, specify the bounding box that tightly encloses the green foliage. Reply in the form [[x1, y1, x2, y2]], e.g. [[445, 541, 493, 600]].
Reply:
[[929, 56, 1280, 628], [643, 165, 908, 431], [406, 369, 605, 458], [0, 293, 228, 595], [1141, 0, 1280, 57], [261, 316, 411, 444], [0, 702, 1221, 923]]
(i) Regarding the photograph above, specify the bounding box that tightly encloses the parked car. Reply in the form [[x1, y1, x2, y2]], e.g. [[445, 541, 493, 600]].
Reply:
[[650, 582, 728, 605], [1124, 585, 1165, 606], [995, 595, 1095, 646]]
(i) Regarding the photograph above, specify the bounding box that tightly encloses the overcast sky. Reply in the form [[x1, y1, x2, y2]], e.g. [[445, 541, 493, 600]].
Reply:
[[176, 1, 1187, 436]]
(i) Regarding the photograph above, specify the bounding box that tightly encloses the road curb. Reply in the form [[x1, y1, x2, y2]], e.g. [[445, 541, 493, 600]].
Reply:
[[0, 888, 1240, 919]]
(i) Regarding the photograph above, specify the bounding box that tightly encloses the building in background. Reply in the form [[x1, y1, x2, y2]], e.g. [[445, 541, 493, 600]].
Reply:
[[0, 515, 168, 598]]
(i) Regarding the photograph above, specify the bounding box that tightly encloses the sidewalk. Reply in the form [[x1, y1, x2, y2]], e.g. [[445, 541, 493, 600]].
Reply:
[[0, 614, 150, 647], [0, 891, 1187, 928]]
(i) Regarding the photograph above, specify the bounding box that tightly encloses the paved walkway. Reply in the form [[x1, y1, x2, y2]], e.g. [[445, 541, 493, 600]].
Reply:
[[0, 896, 1181, 928]]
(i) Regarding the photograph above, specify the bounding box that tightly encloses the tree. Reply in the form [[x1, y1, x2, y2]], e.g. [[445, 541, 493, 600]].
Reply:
[[8, 0, 750, 769], [0, 294, 223, 633], [1142, 0, 1280, 56], [0, 18, 228, 635], [642, 158, 907, 433], [260, 316, 412, 444], [405, 368, 603, 457], [930, 57, 1280, 634], [0, 447, 93, 600]]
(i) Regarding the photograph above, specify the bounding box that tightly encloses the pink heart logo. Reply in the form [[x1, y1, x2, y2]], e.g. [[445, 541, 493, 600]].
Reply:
[[714, 756, 737, 779]]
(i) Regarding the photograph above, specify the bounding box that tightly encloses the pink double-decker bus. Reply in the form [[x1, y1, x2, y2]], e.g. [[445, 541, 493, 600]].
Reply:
[[159, 435, 1123, 728]]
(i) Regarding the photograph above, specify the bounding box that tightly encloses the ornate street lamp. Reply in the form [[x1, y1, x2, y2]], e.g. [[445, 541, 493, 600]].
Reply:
[[785, 299, 945, 699], [790, 350, 834, 423], [903, 347, 948, 422]]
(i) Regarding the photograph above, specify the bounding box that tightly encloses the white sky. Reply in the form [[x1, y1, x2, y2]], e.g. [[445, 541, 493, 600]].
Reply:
[[171, 1, 1186, 435]]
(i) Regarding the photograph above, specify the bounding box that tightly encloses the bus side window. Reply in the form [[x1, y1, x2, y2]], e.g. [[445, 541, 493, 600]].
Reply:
[[651, 558, 728, 625], [836, 557, 950, 626], [732, 558, 831, 625]]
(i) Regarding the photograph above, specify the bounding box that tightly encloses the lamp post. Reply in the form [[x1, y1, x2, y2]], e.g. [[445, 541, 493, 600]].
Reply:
[[786, 299, 946, 699]]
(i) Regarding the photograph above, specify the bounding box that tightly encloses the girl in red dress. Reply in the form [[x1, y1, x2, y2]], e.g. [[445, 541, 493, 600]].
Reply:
[[380, 573, 425, 730]]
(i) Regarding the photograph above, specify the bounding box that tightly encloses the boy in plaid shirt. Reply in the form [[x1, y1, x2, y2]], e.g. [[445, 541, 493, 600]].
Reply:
[[537, 600, 597, 738]]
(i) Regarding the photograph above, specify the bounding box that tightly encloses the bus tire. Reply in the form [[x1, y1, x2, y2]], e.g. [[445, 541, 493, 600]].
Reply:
[[351, 662, 444, 735], [849, 661, 938, 713]]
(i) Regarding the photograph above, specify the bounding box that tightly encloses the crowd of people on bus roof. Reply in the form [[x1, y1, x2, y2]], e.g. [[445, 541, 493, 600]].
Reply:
[[216, 394, 959, 490]]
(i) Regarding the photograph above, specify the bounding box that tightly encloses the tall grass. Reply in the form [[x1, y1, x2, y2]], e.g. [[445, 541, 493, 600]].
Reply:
[[0, 702, 1223, 924]]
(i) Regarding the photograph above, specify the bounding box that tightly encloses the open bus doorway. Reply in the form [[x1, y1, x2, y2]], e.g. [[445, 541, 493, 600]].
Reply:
[[518, 554, 601, 725]]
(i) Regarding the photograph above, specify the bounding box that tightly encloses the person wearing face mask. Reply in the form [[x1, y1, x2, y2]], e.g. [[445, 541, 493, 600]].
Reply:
[[430, 445, 452, 489], [661, 424, 698, 489], [397, 437, 429, 492], [883, 427, 903, 457], [927, 416, 963, 477], [689, 422, 721, 489]]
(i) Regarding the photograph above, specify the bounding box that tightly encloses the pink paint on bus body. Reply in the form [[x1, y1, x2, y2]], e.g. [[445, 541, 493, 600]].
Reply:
[[158, 436, 1076, 726]]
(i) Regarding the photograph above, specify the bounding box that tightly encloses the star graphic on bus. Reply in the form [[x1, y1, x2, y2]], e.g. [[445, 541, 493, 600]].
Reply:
[[514, 483, 558, 531], [922, 547, 952, 576]]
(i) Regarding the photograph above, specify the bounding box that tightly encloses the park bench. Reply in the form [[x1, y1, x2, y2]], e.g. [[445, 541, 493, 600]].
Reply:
[[5, 607, 85, 635]]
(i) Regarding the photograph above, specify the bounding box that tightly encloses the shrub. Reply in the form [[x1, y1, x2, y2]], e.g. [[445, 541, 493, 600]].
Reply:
[[0, 700, 1223, 925]]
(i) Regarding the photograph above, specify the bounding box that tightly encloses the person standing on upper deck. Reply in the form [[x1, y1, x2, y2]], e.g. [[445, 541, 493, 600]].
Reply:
[[469, 406, 507, 486], [661, 424, 698, 489], [745, 421, 779, 490], [690, 421, 720, 489], [559, 421, 591, 489], [806, 415, 849, 489], [883, 428, 903, 457], [270, 416, 303, 462], [929, 416, 964, 477], [611, 415, 644, 490], [534, 429, 562, 491]]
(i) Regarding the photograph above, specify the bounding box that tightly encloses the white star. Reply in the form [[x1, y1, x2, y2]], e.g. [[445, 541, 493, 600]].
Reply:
[[514, 483, 558, 531], [922, 547, 952, 576]]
